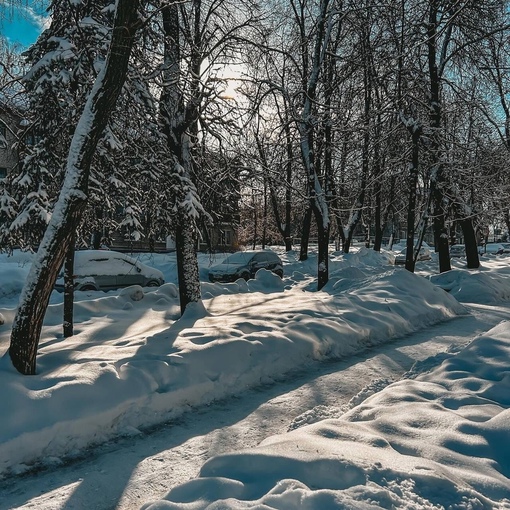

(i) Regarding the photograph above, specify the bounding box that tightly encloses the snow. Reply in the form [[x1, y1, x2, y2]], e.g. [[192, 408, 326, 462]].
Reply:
[[1, 246, 510, 508], [62, 250, 164, 280]]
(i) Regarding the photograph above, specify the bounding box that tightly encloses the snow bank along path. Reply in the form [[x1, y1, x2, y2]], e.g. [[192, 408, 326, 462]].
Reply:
[[143, 323, 510, 509], [0, 267, 465, 479]]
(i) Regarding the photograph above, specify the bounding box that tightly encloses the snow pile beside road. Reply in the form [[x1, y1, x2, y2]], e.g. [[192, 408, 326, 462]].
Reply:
[[430, 268, 510, 303], [143, 323, 510, 510], [0, 265, 464, 479]]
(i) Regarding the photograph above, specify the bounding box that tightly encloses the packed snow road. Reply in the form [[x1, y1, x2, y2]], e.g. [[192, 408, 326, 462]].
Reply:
[[1, 301, 507, 510]]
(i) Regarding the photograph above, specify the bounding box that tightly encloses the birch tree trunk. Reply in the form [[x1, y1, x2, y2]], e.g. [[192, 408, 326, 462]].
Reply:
[[9, 0, 141, 375]]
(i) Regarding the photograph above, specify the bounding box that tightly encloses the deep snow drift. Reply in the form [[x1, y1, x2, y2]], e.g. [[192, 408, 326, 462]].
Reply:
[[1, 246, 510, 509], [144, 323, 510, 510]]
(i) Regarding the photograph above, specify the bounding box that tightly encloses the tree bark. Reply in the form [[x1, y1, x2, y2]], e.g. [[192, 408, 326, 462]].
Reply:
[[63, 240, 75, 338], [175, 223, 201, 316], [427, 0, 451, 273], [372, 106, 383, 251], [284, 118, 293, 252], [9, 0, 141, 375], [299, 206, 312, 261], [160, 2, 203, 315], [403, 117, 422, 273], [298, 0, 331, 288], [460, 218, 480, 269]]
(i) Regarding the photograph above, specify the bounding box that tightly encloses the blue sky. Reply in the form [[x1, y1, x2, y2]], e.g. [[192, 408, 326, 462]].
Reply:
[[0, 1, 48, 48]]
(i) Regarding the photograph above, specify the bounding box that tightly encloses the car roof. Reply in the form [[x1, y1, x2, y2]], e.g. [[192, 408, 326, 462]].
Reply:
[[238, 250, 277, 254], [227, 250, 280, 256], [75, 249, 129, 260]]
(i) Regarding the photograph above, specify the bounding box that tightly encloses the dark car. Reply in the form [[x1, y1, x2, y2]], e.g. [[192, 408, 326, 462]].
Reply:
[[55, 250, 164, 292], [208, 250, 284, 283]]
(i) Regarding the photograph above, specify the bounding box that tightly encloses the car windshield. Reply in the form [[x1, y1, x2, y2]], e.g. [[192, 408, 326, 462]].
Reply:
[[222, 252, 254, 265]]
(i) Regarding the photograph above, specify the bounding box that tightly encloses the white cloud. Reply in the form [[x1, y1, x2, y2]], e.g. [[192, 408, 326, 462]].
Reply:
[[1, 1, 50, 30]]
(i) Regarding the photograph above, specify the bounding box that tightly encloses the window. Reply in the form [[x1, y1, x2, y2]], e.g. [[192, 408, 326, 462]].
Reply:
[[253, 253, 267, 263], [0, 167, 6, 179]]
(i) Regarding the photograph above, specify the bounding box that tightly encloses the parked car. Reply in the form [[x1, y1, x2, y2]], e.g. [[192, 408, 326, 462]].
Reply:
[[478, 243, 505, 255], [208, 250, 284, 283], [450, 244, 466, 257], [394, 245, 432, 265], [55, 250, 164, 292]]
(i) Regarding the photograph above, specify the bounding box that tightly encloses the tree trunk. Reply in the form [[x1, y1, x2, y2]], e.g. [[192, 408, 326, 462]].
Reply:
[[63, 240, 75, 338], [299, 206, 312, 261], [403, 117, 422, 273], [330, 178, 346, 252], [284, 118, 293, 252], [9, 0, 141, 374], [314, 209, 330, 291], [252, 187, 258, 250], [262, 175, 267, 249], [175, 223, 201, 316], [372, 112, 383, 252], [160, 2, 203, 315], [427, 0, 451, 273], [373, 183, 382, 251], [297, 0, 331, 287], [460, 218, 480, 269]]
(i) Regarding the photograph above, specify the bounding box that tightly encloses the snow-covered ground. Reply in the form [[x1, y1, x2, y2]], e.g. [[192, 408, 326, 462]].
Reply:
[[1, 246, 510, 509]]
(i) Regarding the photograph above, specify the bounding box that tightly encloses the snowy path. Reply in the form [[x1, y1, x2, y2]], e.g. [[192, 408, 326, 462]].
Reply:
[[1, 302, 508, 510]]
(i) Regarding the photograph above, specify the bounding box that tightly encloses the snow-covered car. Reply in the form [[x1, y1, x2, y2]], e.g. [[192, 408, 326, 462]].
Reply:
[[208, 250, 283, 283], [478, 243, 505, 255], [450, 244, 466, 257], [394, 245, 432, 265], [55, 250, 164, 292]]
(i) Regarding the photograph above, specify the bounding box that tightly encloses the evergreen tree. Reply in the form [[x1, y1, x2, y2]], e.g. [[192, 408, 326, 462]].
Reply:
[[9, 0, 142, 375]]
